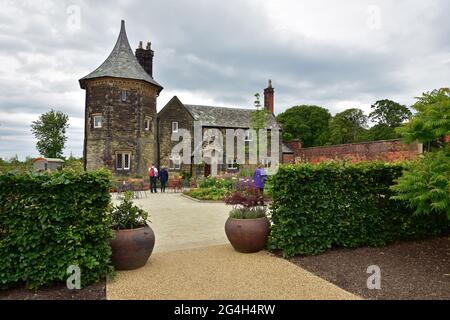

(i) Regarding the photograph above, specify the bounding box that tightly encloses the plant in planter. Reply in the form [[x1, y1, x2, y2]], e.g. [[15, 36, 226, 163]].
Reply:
[[224, 182, 270, 253], [110, 191, 155, 270]]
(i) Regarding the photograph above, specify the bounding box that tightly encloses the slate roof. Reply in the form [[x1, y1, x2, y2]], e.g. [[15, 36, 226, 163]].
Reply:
[[79, 20, 163, 92], [282, 143, 294, 154], [184, 104, 281, 129]]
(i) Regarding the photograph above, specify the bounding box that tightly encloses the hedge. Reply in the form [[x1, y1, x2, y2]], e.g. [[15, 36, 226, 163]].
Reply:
[[268, 162, 449, 257], [0, 169, 114, 289]]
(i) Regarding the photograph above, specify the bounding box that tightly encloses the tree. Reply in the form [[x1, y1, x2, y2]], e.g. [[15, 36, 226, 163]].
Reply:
[[31, 109, 69, 158], [396, 88, 450, 149], [369, 99, 412, 128], [276, 105, 331, 147], [328, 108, 368, 144], [368, 99, 412, 140], [391, 88, 450, 218]]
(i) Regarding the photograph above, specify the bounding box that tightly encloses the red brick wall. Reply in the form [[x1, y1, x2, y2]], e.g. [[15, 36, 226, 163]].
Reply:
[[294, 139, 422, 164], [282, 153, 295, 164]]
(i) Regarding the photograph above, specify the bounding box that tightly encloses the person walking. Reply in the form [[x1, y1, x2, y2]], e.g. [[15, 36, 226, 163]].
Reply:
[[159, 167, 169, 193], [148, 164, 158, 193]]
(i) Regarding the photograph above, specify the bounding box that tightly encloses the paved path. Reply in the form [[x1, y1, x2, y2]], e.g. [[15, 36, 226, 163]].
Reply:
[[113, 192, 230, 253], [108, 193, 359, 300]]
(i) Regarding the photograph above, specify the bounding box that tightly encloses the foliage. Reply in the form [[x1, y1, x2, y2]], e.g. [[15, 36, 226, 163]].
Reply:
[[251, 93, 268, 132], [369, 99, 412, 128], [31, 109, 69, 158], [63, 156, 84, 173], [396, 88, 450, 148], [229, 207, 267, 219], [391, 148, 450, 218], [276, 105, 331, 147], [184, 186, 229, 201], [110, 191, 149, 230], [224, 179, 266, 219], [198, 176, 236, 190], [366, 123, 399, 141], [329, 108, 368, 144], [0, 156, 33, 173], [0, 169, 114, 289], [268, 162, 449, 257]]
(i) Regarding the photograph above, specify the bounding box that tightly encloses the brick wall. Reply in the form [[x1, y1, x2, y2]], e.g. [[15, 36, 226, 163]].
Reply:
[[294, 139, 422, 164]]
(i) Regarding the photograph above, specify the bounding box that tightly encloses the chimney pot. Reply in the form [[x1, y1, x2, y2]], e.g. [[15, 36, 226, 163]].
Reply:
[[138, 41, 143, 49], [146, 42, 151, 50]]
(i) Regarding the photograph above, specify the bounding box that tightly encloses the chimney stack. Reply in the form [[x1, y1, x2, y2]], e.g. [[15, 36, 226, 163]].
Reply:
[[135, 40, 154, 78], [264, 79, 274, 114]]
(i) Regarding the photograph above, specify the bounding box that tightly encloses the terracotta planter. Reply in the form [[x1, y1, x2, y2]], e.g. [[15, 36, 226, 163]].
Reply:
[[225, 216, 270, 253], [110, 224, 155, 270]]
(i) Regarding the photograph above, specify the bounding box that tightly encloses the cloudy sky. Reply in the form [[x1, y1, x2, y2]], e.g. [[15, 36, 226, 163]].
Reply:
[[0, 0, 449, 159]]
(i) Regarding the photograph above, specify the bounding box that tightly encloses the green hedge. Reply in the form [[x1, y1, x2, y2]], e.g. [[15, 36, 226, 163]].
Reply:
[[0, 169, 114, 289], [268, 162, 449, 257]]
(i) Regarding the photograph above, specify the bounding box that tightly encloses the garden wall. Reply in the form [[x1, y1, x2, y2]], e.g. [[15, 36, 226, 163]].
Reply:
[[268, 163, 449, 257], [291, 139, 422, 164], [0, 169, 114, 289]]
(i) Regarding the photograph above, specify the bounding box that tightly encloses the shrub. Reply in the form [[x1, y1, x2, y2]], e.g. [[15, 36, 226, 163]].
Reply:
[[224, 180, 267, 219], [268, 162, 449, 257], [111, 191, 149, 229], [184, 186, 228, 201], [391, 147, 450, 217], [0, 169, 114, 289]]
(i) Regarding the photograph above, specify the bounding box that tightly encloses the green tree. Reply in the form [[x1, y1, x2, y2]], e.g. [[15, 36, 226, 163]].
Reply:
[[368, 99, 412, 140], [396, 88, 450, 149], [250, 93, 267, 132], [329, 108, 368, 144], [391, 88, 450, 218], [276, 105, 331, 147], [369, 99, 412, 128], [31, 109, 69, 158]]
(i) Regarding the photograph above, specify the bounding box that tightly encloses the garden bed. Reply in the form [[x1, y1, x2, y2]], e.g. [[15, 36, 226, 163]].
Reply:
[[284, 235, 450, 300], [0, 280, 106, 300]]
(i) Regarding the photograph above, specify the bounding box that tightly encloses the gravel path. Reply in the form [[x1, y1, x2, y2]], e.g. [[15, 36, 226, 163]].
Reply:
[[106, 244, 359, 300]]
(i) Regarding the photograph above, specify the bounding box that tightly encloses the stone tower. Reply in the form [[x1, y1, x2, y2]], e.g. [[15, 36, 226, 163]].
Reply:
[[79, 20, 163, 176]]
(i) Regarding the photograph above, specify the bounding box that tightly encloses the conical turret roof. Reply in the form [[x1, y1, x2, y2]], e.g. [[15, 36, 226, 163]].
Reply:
[[79, 20, 163, 92]]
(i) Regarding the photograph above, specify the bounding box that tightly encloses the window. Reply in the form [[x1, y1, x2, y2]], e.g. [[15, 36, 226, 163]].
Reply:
[[144, 118, 151, 131], [169, 155, 181, 170], [244, 130, 253, 141], [172, 121, 178, 133], [227, 158, 238, 170], [121, 90, 128, 102], [93, 115, 103, 128], [116, 152, 131, 170]]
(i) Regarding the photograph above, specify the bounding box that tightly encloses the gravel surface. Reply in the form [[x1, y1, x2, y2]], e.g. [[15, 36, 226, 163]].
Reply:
[[106, 244, 359, 300]]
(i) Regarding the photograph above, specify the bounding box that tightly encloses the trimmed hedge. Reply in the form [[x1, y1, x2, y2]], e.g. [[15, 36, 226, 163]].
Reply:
[[0, 169, 114, 289], [268, 162, 449, 257]]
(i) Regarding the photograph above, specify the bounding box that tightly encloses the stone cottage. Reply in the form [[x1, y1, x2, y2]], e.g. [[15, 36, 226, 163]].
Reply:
[[80, 20, 290, 177], [158, 81, 284, 177]]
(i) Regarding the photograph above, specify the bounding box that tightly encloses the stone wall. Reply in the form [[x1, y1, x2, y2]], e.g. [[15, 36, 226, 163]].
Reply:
[[84, 77, 158, 176], [294, 139, 422, 164]]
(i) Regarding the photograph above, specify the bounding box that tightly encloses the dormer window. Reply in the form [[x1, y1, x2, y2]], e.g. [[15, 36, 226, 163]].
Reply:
[[121, 90, 128, 102], [93, 115, 102, 128]]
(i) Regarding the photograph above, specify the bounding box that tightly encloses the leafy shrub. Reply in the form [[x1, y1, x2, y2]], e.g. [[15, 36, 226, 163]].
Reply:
[[0, 169, 114, 289], [269, 162, 449, 257], [184, 186, 228, 201], [111, 191, 149, 229], [224, 180, 267, 219], [391, 147, 450, 217]]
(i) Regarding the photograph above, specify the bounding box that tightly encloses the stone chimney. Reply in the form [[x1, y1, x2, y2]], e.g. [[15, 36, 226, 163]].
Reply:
[[264, 79, 274, 114], [135, 41, 154, 78]]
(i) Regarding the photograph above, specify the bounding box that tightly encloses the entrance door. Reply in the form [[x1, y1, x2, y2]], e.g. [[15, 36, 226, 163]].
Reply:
[[204, 163, 211, 177]]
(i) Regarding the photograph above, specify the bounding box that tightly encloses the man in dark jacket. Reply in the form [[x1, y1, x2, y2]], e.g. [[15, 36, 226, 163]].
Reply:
[[159, 167, 169, 193]]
